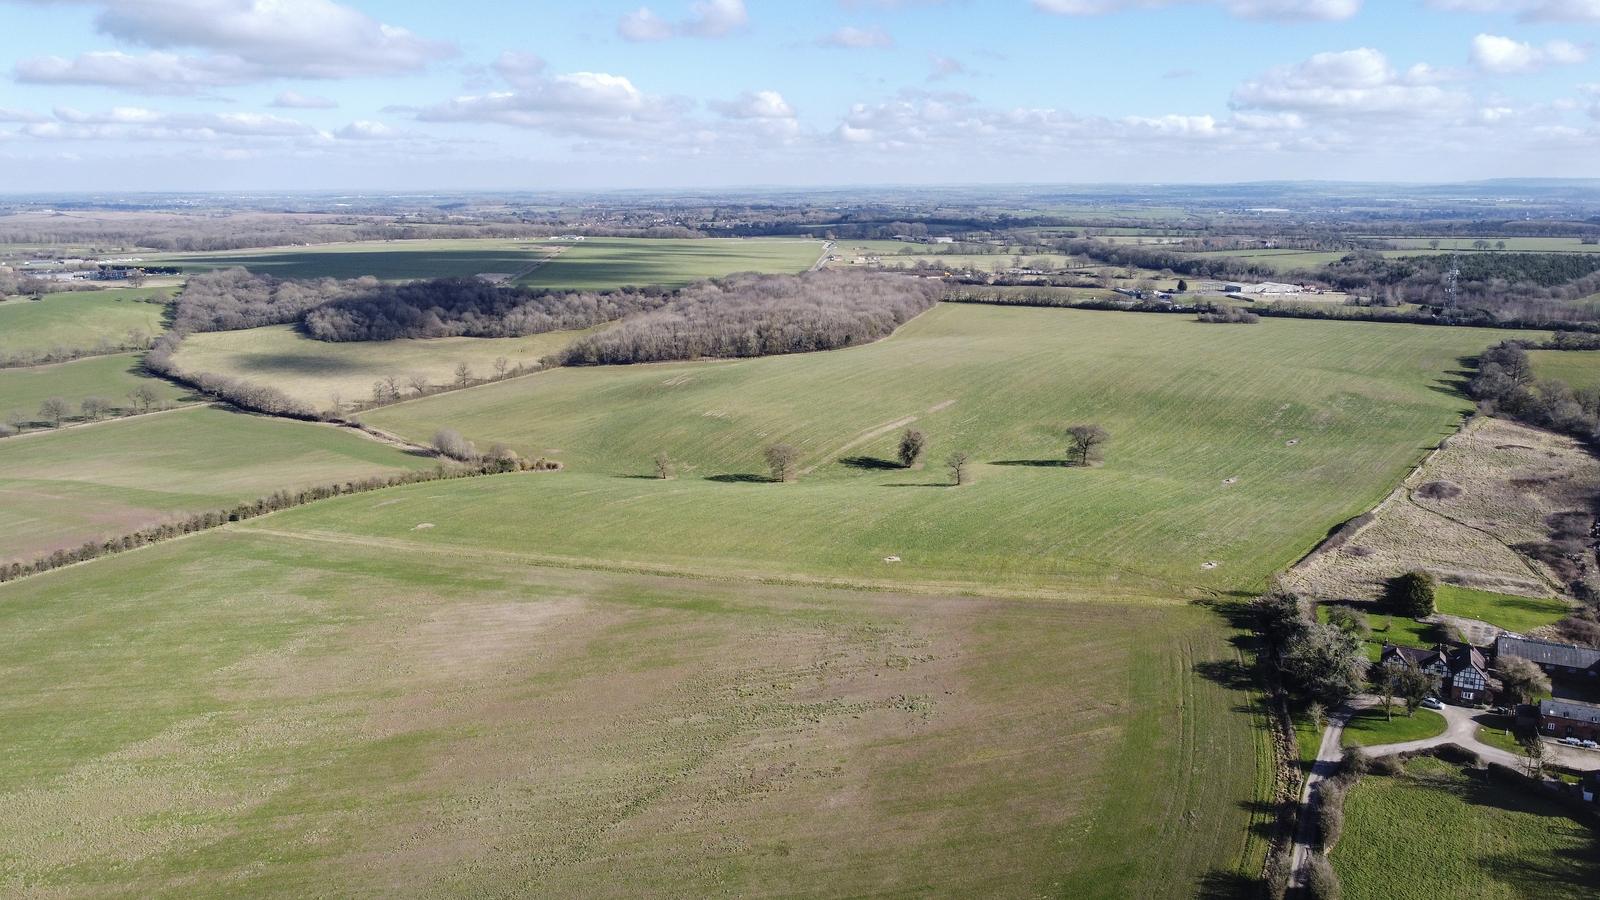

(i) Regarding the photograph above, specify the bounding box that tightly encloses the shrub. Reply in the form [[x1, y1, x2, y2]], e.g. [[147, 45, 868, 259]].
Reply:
[[1388, 570, 1437, 617], [1339, 748, 1370, 780], [1305, 854, 1342, 900], [1315, 780, 1346, 848], [897, 428, 928, 468], [1369, 754, 1405, 776], [1432, 743, 1482, 767], [432, 428, 479, 462]]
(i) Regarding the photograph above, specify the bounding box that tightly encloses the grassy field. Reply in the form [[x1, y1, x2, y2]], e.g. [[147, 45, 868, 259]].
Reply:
[[0, 286, 169, 356], [357, 304, 1527, 598], [1377, 237, 1600, 253], [1436, 584, 1571, 634], [150, 237, 823, 289], [170, 324, 599, 411], [0, 405, 432, 563], [1341, 707, 1446, 748], [1531, 349, 1600, 391], [147, 239, 556, 281], [0, 353, 192, 428], [0, 520, 1267, 897], [518, 237, 822, 290], [1332, 755, 1598, 898]]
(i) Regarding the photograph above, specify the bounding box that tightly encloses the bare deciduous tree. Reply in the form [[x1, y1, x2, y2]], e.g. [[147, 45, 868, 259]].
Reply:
[[80, 396, 111, 421], [432, 428, 478, 462], [654, 452, 673, 480], [407, 372, 429, 395], [1066, 424, 1110, 467], [454, 361, 472, 387], [39, 397, 69, 428], [128, 384, 159, 414], [493, 356, 509, 378], [948, 450, 972, 486], [764, 444, 800, 483]]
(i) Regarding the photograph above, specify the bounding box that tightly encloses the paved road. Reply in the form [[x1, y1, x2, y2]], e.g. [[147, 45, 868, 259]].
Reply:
[[1360, 701, 1524, 767]]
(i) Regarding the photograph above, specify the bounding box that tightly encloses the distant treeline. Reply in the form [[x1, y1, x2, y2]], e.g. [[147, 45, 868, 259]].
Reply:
[[1321, 251, 1600, 324], [170, 268, 371, 331], [559, 271, 940, 365], [1050, 238, 1280, 281], [303, 279, 669, 341]]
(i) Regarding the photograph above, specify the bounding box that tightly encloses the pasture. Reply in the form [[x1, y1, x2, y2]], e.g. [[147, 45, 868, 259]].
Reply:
[[1331, 756, 1598, 899], [0, 520, 1266, 897], [170, 324, 599, 411], [0, 405, 431, 563], [1531, 349, 1600, 391], [359, 304, 1527, 598], [150, 237, 824, 289], [0, 286, 169, 357], [0, 353, 191, 428], [517, 237, 823, 290], [147, 239, 557, 281]]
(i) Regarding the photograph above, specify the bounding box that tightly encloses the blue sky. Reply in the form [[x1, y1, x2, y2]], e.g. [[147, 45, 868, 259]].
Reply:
[[1, 0, 1597, 191]]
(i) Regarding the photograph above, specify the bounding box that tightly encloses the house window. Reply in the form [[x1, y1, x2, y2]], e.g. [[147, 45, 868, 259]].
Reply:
[[1461, 691, 1474, 700]]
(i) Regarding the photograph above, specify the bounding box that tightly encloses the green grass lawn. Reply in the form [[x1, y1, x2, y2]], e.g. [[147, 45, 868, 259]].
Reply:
[[1530, 349, 1600, 392], [359, 304, 1528, 598], [517, 237, 823, 290], [170, 324, 599, 412], [0, 405, 432, 563], [0, 353, 192, 428], [1475, 715, 1527, 755], [0, 526, 1265, 897], [1318, 603, 1442, 661], [1294, 711, 1327, 773], [148, 237, 823, 289], [1435, 583, 1571, 634], [1341, 707, 1447, 748], [0, 287, 169, 357], [1332, 755, 1598, 899]]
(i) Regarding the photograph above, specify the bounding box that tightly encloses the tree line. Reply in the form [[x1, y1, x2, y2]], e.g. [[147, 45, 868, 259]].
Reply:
[[559, 270, 941, 366], [302, 278, 670, 341]]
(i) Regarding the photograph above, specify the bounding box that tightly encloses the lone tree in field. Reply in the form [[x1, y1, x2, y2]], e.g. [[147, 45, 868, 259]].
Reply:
[[654, 452, 673, 480], [1388, 570, 1437, 617], [39, 397, 69, 428], [432, 428, 478, 462], [897, 427, 928, 468], [948, 450, 972, 486], [1176, 278, 1188, 293], [493, 356, 510, 378], [454, 361, 472, 387], [407, 372, 429, 396], [764, 444, 800, 483], [1066, 424, 1110, 467], [1495, 655, 1552, 705]]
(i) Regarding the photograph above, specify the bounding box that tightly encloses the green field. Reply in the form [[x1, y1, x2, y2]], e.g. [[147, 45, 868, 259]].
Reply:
[[0, 353, 191, 428], [1436, 584, 1571, 634], [0, 405, 431, 563], [149, 237, 823, 289], [171, 324, 599, 411], [147, 239, 555, 281], [1332, 756, 1598, 899], [1531, 349, 1600, 391], [518, 237, 823, 289], [1378, 237, 1600, 253], [0, 287, 169, 357], [0, 508, 1267, 896], [358, 304, 1525, 598], [1341, 707, 1446, 748]]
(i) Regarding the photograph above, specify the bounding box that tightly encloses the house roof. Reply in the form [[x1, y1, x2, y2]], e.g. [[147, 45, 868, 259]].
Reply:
[[1496, 635, 1600, 670], [1380, 644, 1446, 668], [1447, 644, 1488, 673], [1540, 698, 1600, 723]]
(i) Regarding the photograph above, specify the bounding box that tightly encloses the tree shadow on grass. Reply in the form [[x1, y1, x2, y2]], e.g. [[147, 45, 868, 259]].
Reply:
[[840, 455, 902, 470], [990, 459, 1070, 468], [881, 482, 953, 488], [1195, 658, 1257, 692], [705, 473, 772, 484], [1194, 868, 1266, 900]]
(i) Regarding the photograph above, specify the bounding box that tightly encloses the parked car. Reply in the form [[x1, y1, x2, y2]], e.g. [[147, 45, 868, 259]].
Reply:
[[1420, 697, 1443, 710], [1559, 737, 1584, 746], [1581, 740, 1599, 750]]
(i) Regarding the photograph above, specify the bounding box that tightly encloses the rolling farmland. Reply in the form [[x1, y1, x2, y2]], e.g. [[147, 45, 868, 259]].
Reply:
[[0, 405, 431, 563], [0, 352, 192, 426], [0, 287, 170, 357], [360, 304, 1526, 597], [517, 237, 823, 289]]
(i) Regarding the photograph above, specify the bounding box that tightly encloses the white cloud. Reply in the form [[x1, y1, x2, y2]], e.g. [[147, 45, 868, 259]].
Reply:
[[819, 25, 895, 48], [335, 120, 401, 140], [1231, 48, 1468, 116], [19, 105, 319, 141], [14, 51, 250, 93], [1426, 0, 1600, 21], [1470, 33, 1589, 74], [416, 70, 689, 141], [927, 55, 967, 80], [271, 90, 337, 109], [13, 0, 453, 88], [1032, 0, 1361, 20], [712, 90, 796, 119], [617, 0, 748, 41]]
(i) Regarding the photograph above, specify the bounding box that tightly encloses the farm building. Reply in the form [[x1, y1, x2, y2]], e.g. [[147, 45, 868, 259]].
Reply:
[[1226, 282, 1304, 295], [1379, 642, 1498, 705], [1495, 635, 1600, 682], [1540, 698, 1600, 742]]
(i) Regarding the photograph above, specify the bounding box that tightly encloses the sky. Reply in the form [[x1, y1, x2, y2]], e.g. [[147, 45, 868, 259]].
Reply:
[[0, 0, 1598, 191]]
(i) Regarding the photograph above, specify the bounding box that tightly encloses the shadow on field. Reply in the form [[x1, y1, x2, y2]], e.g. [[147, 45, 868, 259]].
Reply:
[[705, 473, 772, 484], [1426, 357, 1477, 399], [881, 482, 952, 488], [234, 352, 366, 374], [1194, 868, 1266, 899], [1194, 658, 1256, 692], [990, 459, 1069, 468], [840, 455, 901, 470]]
